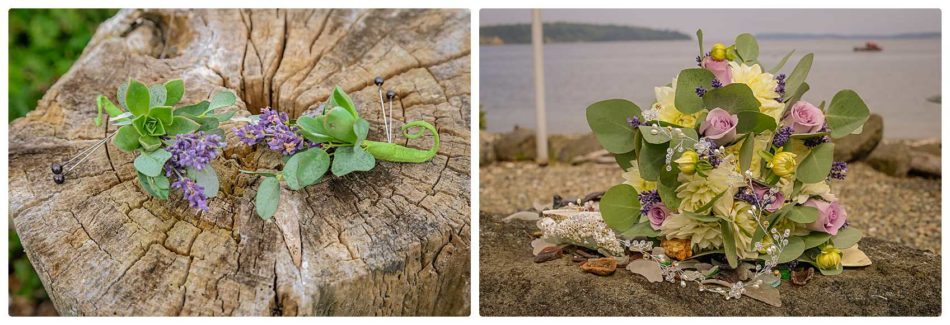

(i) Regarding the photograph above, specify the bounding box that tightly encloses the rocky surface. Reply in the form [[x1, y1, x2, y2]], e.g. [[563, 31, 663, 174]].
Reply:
[[479, 213, 941, 316], [833, 113, 883, 162]]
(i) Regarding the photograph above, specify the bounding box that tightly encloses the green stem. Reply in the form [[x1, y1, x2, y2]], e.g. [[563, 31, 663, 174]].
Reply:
[[362, 120, 440, 163]]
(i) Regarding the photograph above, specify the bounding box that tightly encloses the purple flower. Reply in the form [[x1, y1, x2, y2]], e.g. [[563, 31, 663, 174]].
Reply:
[[711, 79, 723, 89], [627, 116, 641, 128], [702, 56, 732, 85], [638, 190, 661, 215], [775, 74, 787, 101], [773, 126, 793, 147], [829, 161, 848, 180], [172, 177, 208, 211], [647, 203, 670, 230], [803, 124, 831, 148], [167, 131, 225, 171], [782, 101, 825, 134], [734, 189, 760, 206], [751, 183, 784, 212], [233, 108, 308, 156], [699, 108, 739, 146], [804, 199, 848, 236], [695, 87, 707, 97]]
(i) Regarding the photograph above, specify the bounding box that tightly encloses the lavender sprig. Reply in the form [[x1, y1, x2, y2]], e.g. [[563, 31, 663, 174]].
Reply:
[[167, 132, 225, 171], [829, 161, 848, 180], [171, 176, 208, 211], [772, 126, 793, 147], [234, 108, 309, 156], [638, 190, 661, 215]]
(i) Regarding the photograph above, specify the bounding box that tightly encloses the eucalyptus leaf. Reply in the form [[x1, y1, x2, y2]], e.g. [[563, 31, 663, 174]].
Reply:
[[796, 142, 834, 183], [826, 90, 870, 138], [735, 33, 759, 63], [175, 101, 210, 117], [674, 68, 716, 114], [832, 227, 862, 249], [768, 49, 795, 74], [283, 148, 330, 190], [324, 106, 357, 143], [785, 53, 814, 100], [778, 236, 805, 263], [801, 231, 832, 249], [134, 148, 172, 177], [784, 82, 810, 107], [296, 115, 334, 143], [738, 133, 755, 173], [638, 140, 667, 181], [331, 146, 376, 177], [736, 111, 777, 134], [164, 79, 185, 106], [586, 99, 641, 154], [255, 176, 281, 220], [614, 150, 637, 172], [637, 125, 671, 144], [696, 29, 704, 58], [600, 184, 641, 233], [619, 222, 659, 239], [209, 111, 236, 122], [786, 205, 819, 223], [702, 83, 759, 114], [187, 166, 220, 198], [720, 220, 739, 268], [208, 90, 237, 112]]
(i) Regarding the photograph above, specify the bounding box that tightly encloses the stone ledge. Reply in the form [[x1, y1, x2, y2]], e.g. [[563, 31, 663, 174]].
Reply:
[[479, 213, 941, 316]]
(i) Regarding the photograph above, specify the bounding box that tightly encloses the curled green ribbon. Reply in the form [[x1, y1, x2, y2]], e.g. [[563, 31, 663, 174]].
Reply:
[[362, 120, 439, 163]]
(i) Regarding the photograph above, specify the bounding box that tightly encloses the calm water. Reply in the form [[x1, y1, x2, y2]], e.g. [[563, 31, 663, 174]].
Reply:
[[481, 39, 941, 139]]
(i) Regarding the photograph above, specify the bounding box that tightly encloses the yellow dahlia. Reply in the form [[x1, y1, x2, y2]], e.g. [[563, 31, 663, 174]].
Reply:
[[717, 201, 760, 259], [676, 157, 741, 213], [660, 213, 722, 251], [729, 62, 784, 121], [622, 161, 656, 193]]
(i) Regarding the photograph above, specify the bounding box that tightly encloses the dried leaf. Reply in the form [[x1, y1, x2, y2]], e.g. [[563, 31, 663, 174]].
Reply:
[[531, 238, 559, 256], [502, 211, 540, 223], [626, 258, 663, 283], [743, 283, 782, 307], [841, 244, 872, 267]]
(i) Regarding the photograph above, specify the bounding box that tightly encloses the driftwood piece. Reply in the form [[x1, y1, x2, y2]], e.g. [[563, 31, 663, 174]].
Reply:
[[8, 9, 471, 316]]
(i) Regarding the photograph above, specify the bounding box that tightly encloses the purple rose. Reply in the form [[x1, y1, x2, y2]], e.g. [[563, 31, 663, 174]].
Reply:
[[647, 203, 670, 230], [804, 199, 848, 236], [699, 108, 739, 146], [752, 183, 784, 212], [702, 56, 732, 85], [782, 101, 825, 133]]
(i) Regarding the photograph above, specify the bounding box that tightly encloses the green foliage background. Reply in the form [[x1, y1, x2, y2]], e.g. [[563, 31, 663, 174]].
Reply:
[[7, 9, 116, 310], [8, 9, 117, 122]]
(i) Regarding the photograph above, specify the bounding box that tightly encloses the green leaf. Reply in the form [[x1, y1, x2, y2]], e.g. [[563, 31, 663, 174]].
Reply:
[[735, 33, 759, 63], [657, 163, 682, 208], [786, 205, 819, 223], [585, 99, 641, 154], [784, 82, 810, 107], [324, 106, 357, 143], [148, 84, 167, 108], [796, 142, 834, 183], [165, 116, 201, 136], [97, 95, 123, 117], [674, 68, 716, 114], [614, 150, 637, 172], [638, 125, 671, 144], [739, 133, 755, 173], [134, 148, 171, 177], [801, 231, 832, 249], [208, 90, 237, 112], [296, 116, 334, 143], [600, 184, 641, 233], [255, 176, 281, 220], [138, 135, 162, 151], [637, 141, 667, 181], [117, 80, 130, 110], [164, 79, 185, 106], [352, 118, 371, 153], [703, 83, 759, 114], [720, 220, 739, 268], [768, 49, 795, 74], [826, 90, 871, 138], [785, 53, 813, 100], [283, 148, 330, 190], [329, 86, 358, 118], [148, 106, 173, 125], [619, 222, 659, 240], [126, 80, 150, 116], [174, 101, 210, 117], [331, 146, 376, 177], [817, 262, 843, 276], [736, 111, 777, 134], [209, 111, 236, 122], [112, 125, 141, 152], [778, 236, 805, 263], [832, 227, 862, 248], [695, 29, 704, 58], [137, 172, 169, 200], [187, 166, 220, 198]]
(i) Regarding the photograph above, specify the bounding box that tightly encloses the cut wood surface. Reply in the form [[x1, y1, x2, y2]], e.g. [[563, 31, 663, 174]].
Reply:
[[8, 9, 471, 316]]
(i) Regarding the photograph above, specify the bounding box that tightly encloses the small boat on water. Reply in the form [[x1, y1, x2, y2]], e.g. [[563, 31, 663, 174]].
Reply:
[[854, 41, 882, 52]]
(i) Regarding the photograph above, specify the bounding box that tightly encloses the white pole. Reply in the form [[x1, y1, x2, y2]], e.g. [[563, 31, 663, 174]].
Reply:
[[531, 9, 549, 165]]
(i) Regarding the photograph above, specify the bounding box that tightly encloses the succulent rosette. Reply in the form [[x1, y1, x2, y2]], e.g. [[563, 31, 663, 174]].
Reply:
[[586, 30, 872, 294], [95, 79, 237, 211]]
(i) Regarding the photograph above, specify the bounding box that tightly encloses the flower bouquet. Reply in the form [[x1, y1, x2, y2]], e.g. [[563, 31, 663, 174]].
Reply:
[[537, 31, 872, 305]]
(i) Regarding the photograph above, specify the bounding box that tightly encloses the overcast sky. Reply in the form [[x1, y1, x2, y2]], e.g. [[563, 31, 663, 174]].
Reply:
[[480, 9, 940, 37]]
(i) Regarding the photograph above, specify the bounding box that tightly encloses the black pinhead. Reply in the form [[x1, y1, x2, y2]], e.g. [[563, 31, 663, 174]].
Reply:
[[374, 76, 384, 86], [386, 90, 396, 101], [53, 174, 65, 184], [51, 163, 63, 174]]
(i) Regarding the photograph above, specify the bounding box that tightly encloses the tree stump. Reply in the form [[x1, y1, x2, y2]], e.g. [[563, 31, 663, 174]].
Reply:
[[8, 9, 471, 316]]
